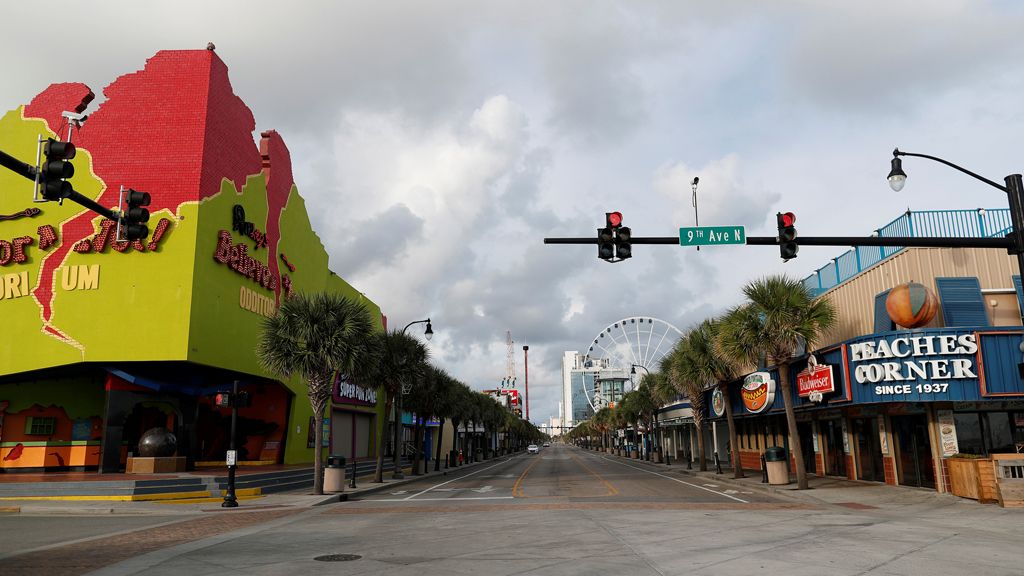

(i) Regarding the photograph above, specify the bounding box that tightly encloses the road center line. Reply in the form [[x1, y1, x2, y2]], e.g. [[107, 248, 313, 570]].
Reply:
[[570, 453, 619, 497], [511, 454, 543, 497], [597, 454, 748, 503], [403, 456, 520, 501]]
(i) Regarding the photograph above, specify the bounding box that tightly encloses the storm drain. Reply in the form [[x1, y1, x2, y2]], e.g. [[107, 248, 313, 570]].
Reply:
[[314, 554, 362, 562]]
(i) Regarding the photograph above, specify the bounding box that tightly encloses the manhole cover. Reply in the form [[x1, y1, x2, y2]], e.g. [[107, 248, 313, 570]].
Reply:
[[314, 554, 362, 562]]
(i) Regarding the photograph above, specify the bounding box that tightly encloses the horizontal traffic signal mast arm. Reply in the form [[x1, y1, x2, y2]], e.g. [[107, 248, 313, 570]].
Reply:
[[545, 235, 1015, 249], [0, 146, 120, 221]]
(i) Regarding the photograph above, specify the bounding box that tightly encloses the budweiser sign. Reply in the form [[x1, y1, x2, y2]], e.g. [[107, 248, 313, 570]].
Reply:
[[797, 364, 835, 397]]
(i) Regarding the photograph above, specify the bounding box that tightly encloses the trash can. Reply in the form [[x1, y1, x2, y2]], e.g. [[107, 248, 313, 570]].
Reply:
[[324, 455, 346, 493], [764, 447, 790, 485]]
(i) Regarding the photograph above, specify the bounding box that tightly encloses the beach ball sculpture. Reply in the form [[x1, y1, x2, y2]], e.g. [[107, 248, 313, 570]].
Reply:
[[886, 281, 939, 329]]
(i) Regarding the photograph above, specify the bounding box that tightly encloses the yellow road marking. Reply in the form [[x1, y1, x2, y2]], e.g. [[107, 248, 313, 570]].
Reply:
[[511, 456, 543, 497], [569, 453, 619, 497]]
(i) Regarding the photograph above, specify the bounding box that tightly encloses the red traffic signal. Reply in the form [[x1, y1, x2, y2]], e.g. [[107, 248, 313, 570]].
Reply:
[[606, 211, 623, 229], [777, 211, 798, 260], [215, 393, 231, 407]]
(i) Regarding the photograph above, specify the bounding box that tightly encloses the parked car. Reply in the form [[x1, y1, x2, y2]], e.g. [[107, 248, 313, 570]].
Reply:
[[543, 442, 551, 447], [527, 444, 540, 454]]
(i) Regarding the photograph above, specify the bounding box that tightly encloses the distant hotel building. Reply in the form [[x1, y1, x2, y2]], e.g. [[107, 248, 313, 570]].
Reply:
[[561, 352, 628, 429]]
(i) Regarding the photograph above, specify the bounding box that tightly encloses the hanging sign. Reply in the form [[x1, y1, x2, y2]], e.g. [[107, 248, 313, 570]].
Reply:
[[711, 387, 726, 417], [937, 410, 959, 457], [797, 364, 835, 397], [741, 372, 775, 414]]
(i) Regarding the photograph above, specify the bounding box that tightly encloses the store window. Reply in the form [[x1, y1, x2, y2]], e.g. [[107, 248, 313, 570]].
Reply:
[[954, 411, 1024, 455]]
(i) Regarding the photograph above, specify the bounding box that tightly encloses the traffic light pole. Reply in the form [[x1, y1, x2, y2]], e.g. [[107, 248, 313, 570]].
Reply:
[[545, 235, 1014, 249], [0, 147, 120, 221], [221, 380, 239, 508]]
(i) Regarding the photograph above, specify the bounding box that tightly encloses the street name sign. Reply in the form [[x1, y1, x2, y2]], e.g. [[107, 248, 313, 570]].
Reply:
[[679, 225, 746, 246]]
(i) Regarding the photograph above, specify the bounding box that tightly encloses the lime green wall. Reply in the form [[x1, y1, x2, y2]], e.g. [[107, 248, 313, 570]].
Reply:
[[0, 108, 196, 374], [1, 108, 384, 467], [186, 174, 383, 465]]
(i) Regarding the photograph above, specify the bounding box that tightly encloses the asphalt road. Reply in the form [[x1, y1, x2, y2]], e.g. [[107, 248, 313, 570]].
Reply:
[[357, 442, 776, 505], [6, 445, 1024, 575]]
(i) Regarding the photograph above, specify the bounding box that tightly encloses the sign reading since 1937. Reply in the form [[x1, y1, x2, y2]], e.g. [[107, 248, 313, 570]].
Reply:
[[849, 334, 978, 397]]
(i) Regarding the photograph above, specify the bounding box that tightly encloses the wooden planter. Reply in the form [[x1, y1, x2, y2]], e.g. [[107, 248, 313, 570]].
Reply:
[[947, 457, 998, 504], [992, 454, 1024, 508]]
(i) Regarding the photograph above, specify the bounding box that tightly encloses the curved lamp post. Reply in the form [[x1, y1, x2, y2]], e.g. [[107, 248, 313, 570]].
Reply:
[[391, 318, 432, 479], [888, 148, 1024, 323]]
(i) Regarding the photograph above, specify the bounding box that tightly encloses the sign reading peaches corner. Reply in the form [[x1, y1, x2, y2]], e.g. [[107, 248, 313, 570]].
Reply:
[[849, 333, 978, 397], [741, 372, 775, 414]]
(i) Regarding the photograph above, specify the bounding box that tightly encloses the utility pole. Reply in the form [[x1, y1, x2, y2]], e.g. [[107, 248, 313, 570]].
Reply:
[[523, 345, 529, 421]]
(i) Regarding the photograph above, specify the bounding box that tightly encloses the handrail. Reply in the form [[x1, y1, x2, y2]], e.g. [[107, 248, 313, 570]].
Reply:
[[802, 208, 1010, 295]]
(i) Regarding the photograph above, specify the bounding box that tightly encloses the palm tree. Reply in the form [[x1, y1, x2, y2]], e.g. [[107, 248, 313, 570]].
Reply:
[[357, 330, 429, 483], [684, 318, 745, 478], [405, 364, 445, 475], [717, 275, 837, 490], [431, 372, 458, 471], [662, 336, 709, 471], [257, 292, 376, 495]]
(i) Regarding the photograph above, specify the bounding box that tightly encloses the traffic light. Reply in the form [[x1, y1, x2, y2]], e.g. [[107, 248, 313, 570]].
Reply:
[[615, 226, 631, 260], [121, 188, 151, 241], [777, 211, 798, 261], [214, 392, 232, 407], [597, 226, 615, 260], [41, 139, 76, 201], [598, 212, 624, 262]]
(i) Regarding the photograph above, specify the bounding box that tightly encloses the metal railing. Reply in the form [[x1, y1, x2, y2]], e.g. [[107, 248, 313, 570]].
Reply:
[[802, 209, 1011, 295]]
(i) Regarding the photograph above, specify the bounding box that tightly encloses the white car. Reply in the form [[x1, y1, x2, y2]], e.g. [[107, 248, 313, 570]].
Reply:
[[543, 442, 551, 447], [527, 444, 540, 454]]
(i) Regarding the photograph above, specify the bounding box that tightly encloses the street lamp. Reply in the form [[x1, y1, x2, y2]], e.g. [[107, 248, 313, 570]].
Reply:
[[888, 148, 1024, 324], [630, 364, 664, 463], [391, 318, 433, 479]]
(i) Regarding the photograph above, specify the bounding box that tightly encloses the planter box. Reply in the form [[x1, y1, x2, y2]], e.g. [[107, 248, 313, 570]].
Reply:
[[947, 457, 998, 504], [992, 454, 1024, 508]]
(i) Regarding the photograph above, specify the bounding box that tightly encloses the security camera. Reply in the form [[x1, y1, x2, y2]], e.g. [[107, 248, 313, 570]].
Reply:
[[61, 111, 88, 123]]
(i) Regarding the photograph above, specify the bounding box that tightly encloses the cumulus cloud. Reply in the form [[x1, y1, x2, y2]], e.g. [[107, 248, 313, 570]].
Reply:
[[5, 1, 1024, 425]]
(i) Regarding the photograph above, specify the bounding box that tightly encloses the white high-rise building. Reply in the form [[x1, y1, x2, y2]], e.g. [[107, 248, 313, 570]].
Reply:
[[561, 351, 628, 429]]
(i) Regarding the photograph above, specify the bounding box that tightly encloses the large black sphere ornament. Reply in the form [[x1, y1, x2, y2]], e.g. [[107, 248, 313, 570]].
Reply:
[[138, 427, 177, 457]]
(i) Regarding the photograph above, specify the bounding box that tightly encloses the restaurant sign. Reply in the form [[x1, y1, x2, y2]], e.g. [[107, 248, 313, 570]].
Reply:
[[741, 372, 775, 414]]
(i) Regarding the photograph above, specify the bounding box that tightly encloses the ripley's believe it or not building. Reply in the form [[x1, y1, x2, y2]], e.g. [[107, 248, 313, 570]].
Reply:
[[0, 50, 387, 473]]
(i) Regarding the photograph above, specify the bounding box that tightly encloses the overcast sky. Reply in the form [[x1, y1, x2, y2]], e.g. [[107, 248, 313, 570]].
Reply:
[[4, 1, 1024, 425]]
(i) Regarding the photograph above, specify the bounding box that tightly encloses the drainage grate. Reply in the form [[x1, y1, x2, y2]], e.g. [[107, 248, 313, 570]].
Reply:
[[314, 554, 362, 562]]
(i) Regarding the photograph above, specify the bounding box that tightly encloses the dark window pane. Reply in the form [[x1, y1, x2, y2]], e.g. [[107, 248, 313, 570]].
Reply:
[[986, 412, 1015, 454], [954, 413, 984, 455]]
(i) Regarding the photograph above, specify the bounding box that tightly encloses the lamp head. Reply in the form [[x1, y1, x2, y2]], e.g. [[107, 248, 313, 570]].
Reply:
[[888, 154, 907, 192], [424, 319, 433, 341]]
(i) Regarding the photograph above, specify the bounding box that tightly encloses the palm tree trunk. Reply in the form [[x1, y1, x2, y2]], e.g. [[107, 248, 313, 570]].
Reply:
[[777, 362, 808, 489], [374, 396, 393, 483], [434, 417, 446, 471], [721, 382, 744, 478], [695, 420, 707, 471], [311, 403, 326, 495]]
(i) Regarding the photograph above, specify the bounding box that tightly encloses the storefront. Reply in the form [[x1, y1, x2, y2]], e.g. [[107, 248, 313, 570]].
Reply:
[[709, 327, 1024, 493], [0, 49, 383, 473]]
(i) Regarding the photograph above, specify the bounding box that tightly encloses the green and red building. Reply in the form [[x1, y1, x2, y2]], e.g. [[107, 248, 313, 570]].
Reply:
[[0, 50, 385, 473]]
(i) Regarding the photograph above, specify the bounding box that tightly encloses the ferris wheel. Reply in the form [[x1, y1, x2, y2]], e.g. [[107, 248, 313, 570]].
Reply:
[[584, 316, 684, 384]]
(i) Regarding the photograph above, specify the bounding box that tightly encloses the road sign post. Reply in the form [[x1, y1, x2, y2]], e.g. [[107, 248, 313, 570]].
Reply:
[[679, 225, 746, 247]]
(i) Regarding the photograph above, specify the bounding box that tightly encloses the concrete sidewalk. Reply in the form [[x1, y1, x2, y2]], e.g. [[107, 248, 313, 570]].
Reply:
[[0, 454, 521, 515], [589, 447, 1008, 513]]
